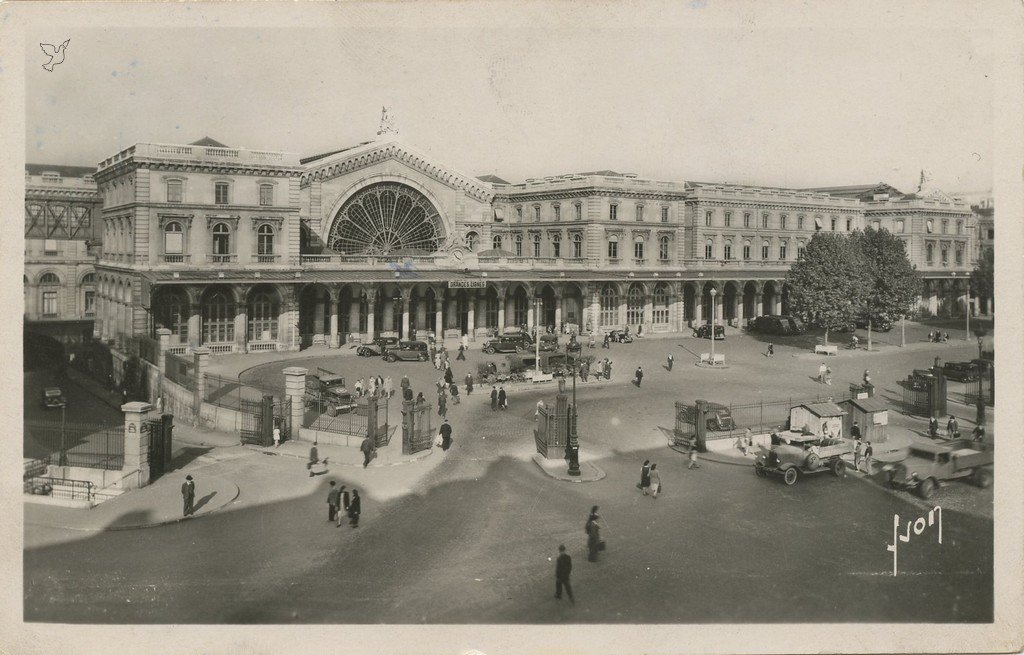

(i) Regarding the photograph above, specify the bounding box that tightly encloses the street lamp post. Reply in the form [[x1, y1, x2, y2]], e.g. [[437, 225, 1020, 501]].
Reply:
[[59, 404, 68, 467], [565, 340, 581, 476], [534, 297, 541, 380], [965, 291, 971, 341], [709, 287, 717, 365]]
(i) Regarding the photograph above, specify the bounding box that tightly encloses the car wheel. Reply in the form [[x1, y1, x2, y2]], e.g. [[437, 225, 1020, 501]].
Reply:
[[484, 347, 495, 355], [755, 465, 766, 478], [418, 353, 427, 362], [515, 345, 523, 353], [972, 467, 993, 488], [917, 478, 936, 499], [831, 458, 845, 477], [783, 468, 799, 486], [805, 453, 820, 470], [387, 354, 397, 363]]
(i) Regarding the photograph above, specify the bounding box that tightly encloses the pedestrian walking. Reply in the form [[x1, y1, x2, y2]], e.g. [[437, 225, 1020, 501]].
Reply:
[[327, 480, 341, 522], [181, 474, 195, 517], [687, 447, 701, 469], [648, 463, 661, 498], [462, 334, 469, 351], [604, 360, 612, 380], [580, 361, 589, 382], [667, 353, 674, 371], [307, 444, 319, 474], [457, 344, 466, 361], [637, 460, 651, 493], [634, 366, 644, 387], [335, 485, 350, 527], [947, 415, 959, 438], [971, 424, 985, 442], [440, 418, 453, 451], [588, 333, 596, 349], [438, 394, 448, 418], [824, 366, 833, 386], [348, 489, 361, 528], [498, 385, 508, 410], [766, 342, 774, 358], [444, 367, 454, 386], [853, 437, 863, 470], [490, 386, 498, 411], [535, 398, 546, 419], [818, 362, 827, 384], [554, 544, 574, 603], [465, 373, 474, 395], [360, 436, 375, 468], [384, 376, 394, 398], [354, 378, 364, 398], [850, 421, 862, 440], [585, 506, 603, 562], [929, 415, 939, 439], [449, 383, 460, 404], [436, 377, 445, 395], [602, 333, 610, 349], [863, 441, 874, 475], [273, 424, 281, 448], [434, 352, 442, 370]]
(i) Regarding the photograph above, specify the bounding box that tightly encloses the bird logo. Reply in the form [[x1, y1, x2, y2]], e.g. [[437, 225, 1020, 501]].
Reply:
[[40, 39, 70, 72]]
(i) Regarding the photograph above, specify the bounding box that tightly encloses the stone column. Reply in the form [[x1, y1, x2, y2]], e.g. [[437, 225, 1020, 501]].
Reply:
[[313, 291, 326, 344], [234, 303, 247, 353], [120, 401, 153, 491], [434, 288, 444, 337], [192, 347, 211, 419], [383, 297, 394, 334], [283, 366, 307, 438], [446, 297, 457, 330], [642, 292, 653, 329], [328, 289, 340, 348], [365, 287, 377, 341], [773, 288, 782, 315], [527, 301, 535, 330], [401, 289, 411, 340], [694, 291, 704, 326], [416, 293, 427, 334], [156, 328, 171, 378], [349, 288, 361, 337], [554, 294, 563, 330], [755, 292, 763, 317], [504, 293, 514, 330], [736, 290, 745, 326], [466, 291, 476, 339], [497, 291, 507, 334], [588, 286, 600, 332], [188, 303, 202, 348], [617, 288, 627, 327]]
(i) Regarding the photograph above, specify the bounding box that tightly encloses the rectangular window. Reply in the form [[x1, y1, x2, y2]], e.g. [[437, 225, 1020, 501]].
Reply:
[[797, 244, 806, 259], [956, 220, 963, 234], [215, 182, 229, 205], [259, 184, 273, 206], [779, 242, 787, 260], [987, 228, 994, 239], [609, 204, 618, 221], [798, 215, 804, 230], [575, 204, 582, 220], [846, 218, 852, 231], [636, 205, 644, 221], [573, 237, 583, 258], [724, 212, 732, 227], [761, 213, 769, 229], [897, 219, 905, 233], [872, 220, 881, 231], [634, 241, 644, 259], [723, 243, 732, 260], [516, 206, 523, 221], [780, 215, 787, 230], [941, 246, 949, 266], [705, 211, 712, 227], [743, 213, 751, 228], [42, 291, 57, 315], [659, 239, 669, 260], [955, 244, 963, 265], [167, 180, 183, 203], [608, 240, 618, 259], [705, 242, 714, 259], [552, 239, 561, 257], [553, 205, 561, 221], [926, 242, 934, 264], [743, 244, 751, 260], [661, 206, 669, 223], [534, 206, 541, 222], [941, 220, 948, 234], [84, 291, 95, 315], [830, 217, 837, 231]]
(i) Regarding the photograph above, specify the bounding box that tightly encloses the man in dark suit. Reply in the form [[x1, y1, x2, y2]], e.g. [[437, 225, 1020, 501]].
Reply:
[[554, 544, 574, 603], [490, 386, 498, 411], [181, 475, 195, 517], [327, 481, 341, 522], [348, 489, 361, 527], [440, 419, 453, 451]]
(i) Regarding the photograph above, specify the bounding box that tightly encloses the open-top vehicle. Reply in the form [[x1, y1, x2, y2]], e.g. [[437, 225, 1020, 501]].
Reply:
[[754, 430, 853, 485], [887, 439, 993, 499], [305, 372, 358, 416]]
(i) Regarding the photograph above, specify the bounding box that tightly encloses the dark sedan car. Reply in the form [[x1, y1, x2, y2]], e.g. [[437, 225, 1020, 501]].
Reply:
[[482, 334, 531, 354], [384, 341, 430, 362], [942, 361, 981, 382], [40, 386, 67, 409], [693, 324, 725, 340], [607, 329, 634, 343], [749, 316, 791, 335], [356, 336, 399, 357]]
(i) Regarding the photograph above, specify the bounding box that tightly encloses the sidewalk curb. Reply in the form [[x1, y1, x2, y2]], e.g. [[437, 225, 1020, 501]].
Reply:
[[244, 444, 434, 468], [531, 453, 606, 482]]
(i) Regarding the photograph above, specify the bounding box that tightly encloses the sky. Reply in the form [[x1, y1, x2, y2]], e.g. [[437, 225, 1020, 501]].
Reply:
[[25, 18, 994, 193]]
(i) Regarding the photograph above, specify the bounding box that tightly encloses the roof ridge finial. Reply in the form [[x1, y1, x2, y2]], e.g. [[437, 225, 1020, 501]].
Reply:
[[377, 105, 398, 139]]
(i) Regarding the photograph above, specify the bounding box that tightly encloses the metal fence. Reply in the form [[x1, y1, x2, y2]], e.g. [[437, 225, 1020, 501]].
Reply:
[[165, 352, 196, 391], [24, 420, 124, 470], [704, 392, 854, 440], [900, 386, 931, 417], [204, 373, 274, 410], [305, 396, 390, 445], [24, 476, 95, 502]]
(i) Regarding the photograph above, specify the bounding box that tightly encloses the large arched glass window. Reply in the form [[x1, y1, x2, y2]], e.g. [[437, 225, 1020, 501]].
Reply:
[[573, 234, 583, 258], [599, 284, 619, 327], [257, 224, 275, 257], [492, 235, 502, 251], [652, 282, 670, 324], [153, 288, 189, 341], [626, 284, 644, 324], [212, 222, 231, 256], [202, 290, 235, 343], [248, 290, 279, 340], [164, 221, 184, 256], [465, 231, 478, 252], [39, 273, 59, 316]]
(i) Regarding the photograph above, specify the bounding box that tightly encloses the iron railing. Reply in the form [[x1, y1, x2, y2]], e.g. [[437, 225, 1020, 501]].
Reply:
[[164, 352, 196, 391], [204, 373, 275, 410], [24, 420, 124, 470], [700, 391, 854, 440], [25, 476, 95, 501]]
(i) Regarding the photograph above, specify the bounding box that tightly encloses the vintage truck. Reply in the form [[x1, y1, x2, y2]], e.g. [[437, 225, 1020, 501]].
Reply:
[[887, 439, 993, 499], [754, 431, 853, 485]]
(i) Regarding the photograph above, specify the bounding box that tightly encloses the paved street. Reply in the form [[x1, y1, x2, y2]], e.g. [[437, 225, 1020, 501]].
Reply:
[[24, 322, 994, 623]]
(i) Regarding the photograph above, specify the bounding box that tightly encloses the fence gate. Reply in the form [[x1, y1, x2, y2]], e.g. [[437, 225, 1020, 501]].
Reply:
[[370, 398, 391, 447], [402, 400, 433, 455], [963, 365, 994, 407], [146, 414, 174, 480], [240, 396, 272, 446], [273, 397, 292, 442], [673, 401, 697, 448], [901, 385, 931, 417]]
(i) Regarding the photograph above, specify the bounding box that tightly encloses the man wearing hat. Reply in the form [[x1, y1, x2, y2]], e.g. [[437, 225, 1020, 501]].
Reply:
[[554, 544, 574, 603], [181, 475, 195, 517]]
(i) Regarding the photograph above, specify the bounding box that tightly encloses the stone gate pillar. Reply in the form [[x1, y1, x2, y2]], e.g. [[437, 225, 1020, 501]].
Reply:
[[283, 366, 308, 439], [192, 347, 211, 420], [156, 328, 171, 380], [120, 401, 153, 491]]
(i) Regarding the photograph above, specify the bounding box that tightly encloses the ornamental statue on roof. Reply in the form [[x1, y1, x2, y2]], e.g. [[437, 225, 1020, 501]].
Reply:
[[377, 105, 399, 138]]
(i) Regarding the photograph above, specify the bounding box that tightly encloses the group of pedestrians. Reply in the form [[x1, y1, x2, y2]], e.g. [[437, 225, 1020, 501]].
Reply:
[[636, 460, 662, 497], [927, 330, 950, 343], [326, 480, 361, 528], [353, 375, 394, 399], [490, 385, 508, 410], [928, 414, 975, 440]]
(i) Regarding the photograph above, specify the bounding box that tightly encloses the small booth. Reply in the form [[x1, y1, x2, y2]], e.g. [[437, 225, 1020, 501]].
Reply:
[[839, 397, 889, 443], [789, 402, 847, 439]]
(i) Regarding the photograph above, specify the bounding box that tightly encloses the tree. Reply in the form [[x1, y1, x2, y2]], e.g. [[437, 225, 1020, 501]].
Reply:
[[970, 246, 994, 306], [849, 227, 923, 331], [785, 232, 868, 344]]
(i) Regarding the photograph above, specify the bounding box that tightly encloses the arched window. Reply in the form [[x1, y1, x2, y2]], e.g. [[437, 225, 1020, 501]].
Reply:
[[248, 290, 279, 340], [514, 234, 523, 257], [779, 240, 788, 260], [40, 273, 60, 316], [626, 284, 644, 325], [652, 283, 670, 324], [551, 233, 561, 258], [257, 224, 275, 257], [164, 221, 184, 257], [202, 290, 235, 343], [926, 242, 934, 264], [704, 239, 714, 259], [723, 239, 733, 260], [761, 240, 770, 260], [465, 231, 478, 252], [607, 235, 619, 259], [492, 235, 502, 251], [532, 233, 541, 257], [659, 235, 670, 261], [573, 234, 583, 258], [797, 241, 806, 260], [743, 240, 751, 260], [599, 284, 619, 327], [212, 222, 231, 256], [80, 273, 96, 316], [633, 235, 645, 261], [153, 288, 188, 341]]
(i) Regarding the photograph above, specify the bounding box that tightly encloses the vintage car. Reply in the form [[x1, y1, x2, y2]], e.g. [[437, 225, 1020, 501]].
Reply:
[[704, 402, 736, 431], [356, 336, 399, 357], [942, 361, 981, 382], [305, 373, 358, 416], [754, 430, 853, 485], [482, 334, 532, 354], [749, 316, 792, 336], [40, 386, 67, 409], [607, 329, 634, 343], [693, 324, 726, 340], [384, 340, 430, 362], [887, 439, 993, 499], [538, 334, 560, 352], [907, 368, 936, 391]]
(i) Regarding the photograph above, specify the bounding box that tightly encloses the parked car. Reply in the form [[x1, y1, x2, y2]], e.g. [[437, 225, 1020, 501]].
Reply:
[[305, 373, 358, 416], [749, 316, 791, 335], [385, 340, 430, 362], [705, 402, 735, 431], [40, 386, 67, 409], [607, 329, 634, 343], [942, 361, 981, 382], [907, 368, 935, 391], [780, 315, 807, 334], [356, 336, 399, 357], [693, 324, 726, 340], [538, 334, 560, 352], [483, 334, 531, 354], [754, 431, 853, 485], [887, 439, 993, 499]]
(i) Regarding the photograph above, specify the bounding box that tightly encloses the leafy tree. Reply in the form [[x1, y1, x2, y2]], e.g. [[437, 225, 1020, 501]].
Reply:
[[970, 246, 994, 305], [849, 227, 923, 329], [785, 232, 867, 344]]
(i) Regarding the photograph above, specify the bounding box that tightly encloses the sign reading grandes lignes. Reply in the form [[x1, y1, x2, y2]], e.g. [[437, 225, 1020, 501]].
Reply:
[[447, 280, 487, 289]]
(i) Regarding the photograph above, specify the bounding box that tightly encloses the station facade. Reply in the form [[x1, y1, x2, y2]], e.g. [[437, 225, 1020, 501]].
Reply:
[[82, 136, 978, 353]]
